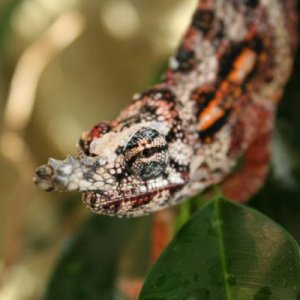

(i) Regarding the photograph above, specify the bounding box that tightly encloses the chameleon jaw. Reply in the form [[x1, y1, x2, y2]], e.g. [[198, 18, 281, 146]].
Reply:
[[82, 181, 186, 217]]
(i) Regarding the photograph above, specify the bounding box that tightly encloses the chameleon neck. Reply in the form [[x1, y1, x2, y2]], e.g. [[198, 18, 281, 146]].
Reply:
[[159, 0, 296, 144]]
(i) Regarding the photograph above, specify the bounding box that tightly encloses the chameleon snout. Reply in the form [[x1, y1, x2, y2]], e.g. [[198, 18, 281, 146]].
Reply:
[[33, 155, 82, 192]]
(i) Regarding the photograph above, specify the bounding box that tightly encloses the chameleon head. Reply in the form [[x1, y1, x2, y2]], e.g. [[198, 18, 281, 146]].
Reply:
[[34, 115, 189, 216]]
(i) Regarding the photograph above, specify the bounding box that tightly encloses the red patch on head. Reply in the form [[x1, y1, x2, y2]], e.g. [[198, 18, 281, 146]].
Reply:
[[88, 122, 111, 140], [79, 122, 112, 156]]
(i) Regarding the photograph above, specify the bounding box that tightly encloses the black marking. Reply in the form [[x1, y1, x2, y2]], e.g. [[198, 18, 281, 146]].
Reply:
[[125, 128, 160, 151], [102, 200, 122, 213], [165, 130, 177, 143], [142, 147, 157, 158], [140, 88, 177, 102], [89, 195, 98, 209], [79, 138, 85, 151], [218, 43, 245, 81], [249, 36, 264, 54], [119, 115, 142, 130], [83, 191, 104, 209], [169, 159, 189, 173], [140, 105, 157, 115], [116, 146, 124, 156], [192, 87, 216, 115], [174, 48, 196, 73], [113, 171, 128, 182], [79, 138, 95, 156], [199, 110, 232, 140], [215, 20, 225, 40], [166, 128, 184, 143], [243, 0, 259, 8], [192, 9, 214, 34], [166, 116, 184, 143]]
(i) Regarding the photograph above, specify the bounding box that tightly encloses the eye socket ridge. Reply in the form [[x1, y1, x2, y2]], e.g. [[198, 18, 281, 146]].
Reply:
[[125, 127, 160, 151]]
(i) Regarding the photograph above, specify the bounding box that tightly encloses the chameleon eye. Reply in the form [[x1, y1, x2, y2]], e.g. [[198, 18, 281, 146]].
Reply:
[[124, 128, 168, 180]]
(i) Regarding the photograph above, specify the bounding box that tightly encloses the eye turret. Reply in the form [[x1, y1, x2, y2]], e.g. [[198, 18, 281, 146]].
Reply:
[[124, 128, 168, 180]]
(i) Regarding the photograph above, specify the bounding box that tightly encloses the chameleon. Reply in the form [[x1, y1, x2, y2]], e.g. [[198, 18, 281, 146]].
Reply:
[[34, 0, 298, 217]]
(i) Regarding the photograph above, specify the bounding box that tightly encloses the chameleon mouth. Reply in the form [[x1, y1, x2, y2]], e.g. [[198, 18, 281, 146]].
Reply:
[[83, 182, 185, 215]]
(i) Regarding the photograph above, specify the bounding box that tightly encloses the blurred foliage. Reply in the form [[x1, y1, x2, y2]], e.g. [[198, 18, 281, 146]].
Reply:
[[44, 216, 152, 300], [0, 0, 22, 52], [43, 211, 153, 299], [44, 216, 129, 300]]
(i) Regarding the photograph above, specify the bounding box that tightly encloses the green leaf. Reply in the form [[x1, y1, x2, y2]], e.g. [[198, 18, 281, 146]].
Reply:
[[139, 197, 300, 300], [44, 215, 152, 300], [43, 216, 128, 300]]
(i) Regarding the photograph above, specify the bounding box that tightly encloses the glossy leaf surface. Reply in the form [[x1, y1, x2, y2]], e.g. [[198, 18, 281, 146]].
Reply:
[[140, 197, 300, 300]]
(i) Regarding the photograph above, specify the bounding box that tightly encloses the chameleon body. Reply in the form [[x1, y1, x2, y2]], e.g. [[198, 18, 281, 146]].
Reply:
[[34, 0, 297, 217]]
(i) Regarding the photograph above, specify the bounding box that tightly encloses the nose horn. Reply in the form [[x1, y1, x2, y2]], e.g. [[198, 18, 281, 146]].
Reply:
[[33, 155, 80, 192]]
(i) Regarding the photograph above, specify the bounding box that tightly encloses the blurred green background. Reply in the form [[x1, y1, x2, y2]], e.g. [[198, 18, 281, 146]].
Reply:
[[0, 0, 299, 299]]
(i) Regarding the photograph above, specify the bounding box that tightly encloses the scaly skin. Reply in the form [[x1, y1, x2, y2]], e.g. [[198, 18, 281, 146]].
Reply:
[[34, 0, 297, 217]]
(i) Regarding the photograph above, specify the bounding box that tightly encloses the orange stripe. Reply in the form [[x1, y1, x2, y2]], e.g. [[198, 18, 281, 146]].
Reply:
[[198, 48, 256, 132], [228, 48, 257, 84], [199, 107, 224, 131], [198, 80, 230, 131]]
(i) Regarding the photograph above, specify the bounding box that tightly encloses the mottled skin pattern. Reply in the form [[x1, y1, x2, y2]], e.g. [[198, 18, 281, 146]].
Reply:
[[34, 0, 297, 217]]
